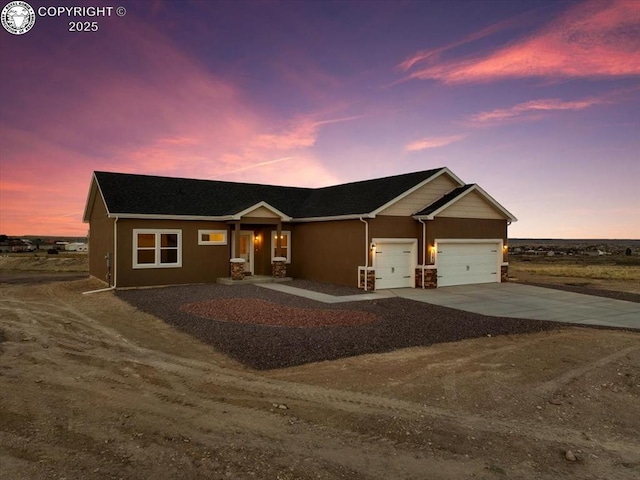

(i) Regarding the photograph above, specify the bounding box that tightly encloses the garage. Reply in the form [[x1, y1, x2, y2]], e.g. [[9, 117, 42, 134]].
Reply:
[[373, 239, 416, 289], [436, 241, 501, 287]]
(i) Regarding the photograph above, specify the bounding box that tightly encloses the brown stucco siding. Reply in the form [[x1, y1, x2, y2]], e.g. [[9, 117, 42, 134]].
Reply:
[[427, 217, 508, 262], [115, 219, 231, 287], [88, 192, 114, 285], [369, 216, 423, 264], [289, 219, 366, 287]]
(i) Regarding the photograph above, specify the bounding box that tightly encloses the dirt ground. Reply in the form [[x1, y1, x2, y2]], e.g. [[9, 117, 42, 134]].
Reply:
[[1, 274, 639, 479]]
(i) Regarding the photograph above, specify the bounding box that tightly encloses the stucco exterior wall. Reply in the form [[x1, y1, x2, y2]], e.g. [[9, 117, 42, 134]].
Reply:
[[289, 219, 365, 286], [115, 219, 231, 287], [427, 217, 508, 262], [88, 192, 114, 285]]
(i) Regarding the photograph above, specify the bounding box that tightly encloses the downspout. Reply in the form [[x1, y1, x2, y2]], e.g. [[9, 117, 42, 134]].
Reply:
[[359, 217, 369, 291], [418, 218, 426, 289], [113, 216, 118, 288], [83, 216, 118, 295]]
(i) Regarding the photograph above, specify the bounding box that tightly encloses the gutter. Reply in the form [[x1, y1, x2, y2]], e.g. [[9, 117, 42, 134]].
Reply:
[[113, 216, 118, 288]]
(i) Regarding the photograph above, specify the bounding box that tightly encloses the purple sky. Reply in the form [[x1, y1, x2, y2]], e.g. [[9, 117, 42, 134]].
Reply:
[[1, 0, 638, 238]]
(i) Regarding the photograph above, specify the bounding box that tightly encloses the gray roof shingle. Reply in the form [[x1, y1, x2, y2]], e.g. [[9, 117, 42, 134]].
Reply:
[[93, 168, 445, 219]]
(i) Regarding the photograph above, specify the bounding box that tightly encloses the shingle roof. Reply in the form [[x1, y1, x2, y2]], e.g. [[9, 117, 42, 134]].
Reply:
[[92, 168, 445, 219], [413, 184, 475, 217]]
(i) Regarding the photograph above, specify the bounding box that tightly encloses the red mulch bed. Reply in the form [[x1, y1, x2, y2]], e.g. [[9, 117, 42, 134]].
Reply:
[[181, 298, 379, 327]]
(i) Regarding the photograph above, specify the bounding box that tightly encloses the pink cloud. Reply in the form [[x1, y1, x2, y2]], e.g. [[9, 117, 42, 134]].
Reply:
[[0, 20, 354, 235], [397, 12, 531, 72], [467, 97, 607, 124], [405, 134, 466, 152], [402, 0, 639, 83]]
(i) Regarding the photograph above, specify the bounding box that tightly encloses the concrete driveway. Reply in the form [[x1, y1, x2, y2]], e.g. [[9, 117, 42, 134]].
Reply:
[[392, 283, 640, 330]]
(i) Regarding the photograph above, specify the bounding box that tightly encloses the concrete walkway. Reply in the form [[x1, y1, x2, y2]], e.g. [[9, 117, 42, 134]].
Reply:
[[392, 283, 640, 330], [258, 282, 639, 330], [257, 283, 395, 303]]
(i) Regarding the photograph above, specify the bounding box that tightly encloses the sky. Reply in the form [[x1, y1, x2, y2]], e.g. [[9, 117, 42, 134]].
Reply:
[[0, 0, 638, 238]]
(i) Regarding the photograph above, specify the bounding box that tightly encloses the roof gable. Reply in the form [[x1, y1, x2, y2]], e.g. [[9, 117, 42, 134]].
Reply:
[[414, 184, 517, 222], [233, 201, 292, 221], [376, 168, 463, 216]]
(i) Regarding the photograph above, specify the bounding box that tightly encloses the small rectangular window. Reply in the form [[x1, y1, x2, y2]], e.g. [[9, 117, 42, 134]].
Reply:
[[198, 229, 227, 245]]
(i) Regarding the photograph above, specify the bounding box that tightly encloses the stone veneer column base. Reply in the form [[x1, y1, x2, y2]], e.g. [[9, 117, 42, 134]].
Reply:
[[501, 264, 509, 282], [359, 268, 376, 291], [415, 267, 437, 288], [230, 258, 245, 280], [272, 257, 287, 278]]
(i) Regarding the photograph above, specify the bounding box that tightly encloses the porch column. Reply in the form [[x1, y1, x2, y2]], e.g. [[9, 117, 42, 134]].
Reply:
[[276, 221, 282, 258], [234, 221, 241, 258]]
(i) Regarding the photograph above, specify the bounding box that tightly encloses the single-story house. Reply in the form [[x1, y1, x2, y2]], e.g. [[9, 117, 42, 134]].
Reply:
[[82, 167, 517, 290]]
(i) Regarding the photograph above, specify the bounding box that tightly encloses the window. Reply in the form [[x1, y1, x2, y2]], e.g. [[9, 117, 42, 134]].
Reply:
[[271, 230, 291, 264], [133, 229, 182, 268], [198, 229, 227, 245]]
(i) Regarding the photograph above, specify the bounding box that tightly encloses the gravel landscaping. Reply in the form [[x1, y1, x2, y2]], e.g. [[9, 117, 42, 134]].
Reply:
[[117, 283, 562, 370]]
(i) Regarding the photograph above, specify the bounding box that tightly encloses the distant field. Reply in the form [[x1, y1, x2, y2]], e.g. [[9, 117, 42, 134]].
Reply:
[[509, 255, 640, 295], [0, 254, 88, 272], [510, 262, 639, 281]]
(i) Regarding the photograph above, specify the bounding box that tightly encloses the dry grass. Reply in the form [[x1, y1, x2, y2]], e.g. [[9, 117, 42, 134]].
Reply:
[[510, 261, 640, 281], [0, 254, 88, 272]]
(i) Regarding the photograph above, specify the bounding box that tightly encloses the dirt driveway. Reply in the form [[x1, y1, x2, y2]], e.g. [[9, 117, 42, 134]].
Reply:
[[1, 277, 639, 480]]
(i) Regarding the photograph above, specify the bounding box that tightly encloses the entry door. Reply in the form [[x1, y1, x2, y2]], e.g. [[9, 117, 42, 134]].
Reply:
[[232, 231, 254, 273]]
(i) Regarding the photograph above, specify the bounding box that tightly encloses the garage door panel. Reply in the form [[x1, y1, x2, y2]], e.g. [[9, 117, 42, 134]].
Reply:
[[437, 241, 501, 288], [374, 241, 414, 289]]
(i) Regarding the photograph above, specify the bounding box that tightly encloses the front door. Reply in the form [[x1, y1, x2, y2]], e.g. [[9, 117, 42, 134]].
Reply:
[[232, 231, 254, 274]]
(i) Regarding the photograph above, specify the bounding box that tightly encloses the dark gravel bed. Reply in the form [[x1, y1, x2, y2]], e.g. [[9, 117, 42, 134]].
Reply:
[[517, 281, 640, 303], [287, 279, 367, 296], [117, 283, 562, 370]]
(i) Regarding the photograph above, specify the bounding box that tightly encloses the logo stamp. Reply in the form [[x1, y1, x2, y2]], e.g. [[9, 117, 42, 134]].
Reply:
[[1, 1, 36, 34]]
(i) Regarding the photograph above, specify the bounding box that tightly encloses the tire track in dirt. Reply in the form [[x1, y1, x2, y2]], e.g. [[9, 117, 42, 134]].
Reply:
[[2, 282, 639, 479], [536, 345, 640, 396], [4, 286, 638, 459]]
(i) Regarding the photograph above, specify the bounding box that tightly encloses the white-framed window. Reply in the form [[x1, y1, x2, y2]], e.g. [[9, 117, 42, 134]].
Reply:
[[133, 229, 182, 268], [271, 230, 291, 264], [198, 229, 227, 245]]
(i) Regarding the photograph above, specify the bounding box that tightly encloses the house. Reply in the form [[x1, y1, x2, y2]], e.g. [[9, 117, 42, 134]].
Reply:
[[82, 167, 517, 290]]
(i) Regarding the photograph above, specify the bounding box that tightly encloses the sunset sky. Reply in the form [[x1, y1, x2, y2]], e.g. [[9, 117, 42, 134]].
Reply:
[[1, 0, 638, 238]]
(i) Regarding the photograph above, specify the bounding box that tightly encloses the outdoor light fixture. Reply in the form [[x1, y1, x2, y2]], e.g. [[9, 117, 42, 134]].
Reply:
[[370, 242, 376, 250]]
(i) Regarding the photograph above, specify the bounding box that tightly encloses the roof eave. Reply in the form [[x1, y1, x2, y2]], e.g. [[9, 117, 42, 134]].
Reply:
[[291, 213, 376, 223], [82, 173, 110, 223], [106, 213, 237, 221]]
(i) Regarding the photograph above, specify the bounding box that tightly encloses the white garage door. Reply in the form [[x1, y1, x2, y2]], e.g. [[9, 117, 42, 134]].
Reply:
[[437, 242, 500, 287], [374, 242, 414, 289]]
